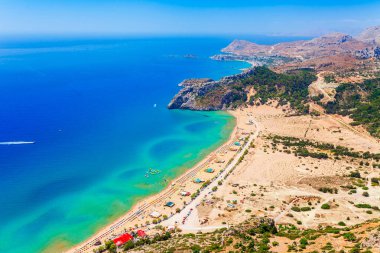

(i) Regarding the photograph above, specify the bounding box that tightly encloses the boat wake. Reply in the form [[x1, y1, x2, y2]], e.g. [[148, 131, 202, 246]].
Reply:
[[0, 141, 35, 145]]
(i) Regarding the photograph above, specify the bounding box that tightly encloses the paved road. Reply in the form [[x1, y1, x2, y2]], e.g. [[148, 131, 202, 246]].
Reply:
[[162, 118, 260, 231], [309, 103, 379, 144]]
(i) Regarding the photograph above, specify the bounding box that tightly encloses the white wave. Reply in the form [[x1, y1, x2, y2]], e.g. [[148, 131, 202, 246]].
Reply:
[[0, 141, 35, 145]]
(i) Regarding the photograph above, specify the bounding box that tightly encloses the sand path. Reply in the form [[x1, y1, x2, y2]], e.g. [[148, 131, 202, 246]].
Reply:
[[161, 118, 260, 231]]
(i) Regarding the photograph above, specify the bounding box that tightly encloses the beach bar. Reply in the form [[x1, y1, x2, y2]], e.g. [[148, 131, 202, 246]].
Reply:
[[149, 211, 162, 218], [164, 201, 175, 207], [113, 233, 133, 246]]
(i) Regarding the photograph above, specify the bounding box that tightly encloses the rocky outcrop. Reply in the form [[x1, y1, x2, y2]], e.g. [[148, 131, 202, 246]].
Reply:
[[355, 46, 380, 59], [168, 69, 254, 110], [179, 78, 213, 87], [362, 229, 380, 248], [168, 78, 219, 110], [375, 47, 380, 59]]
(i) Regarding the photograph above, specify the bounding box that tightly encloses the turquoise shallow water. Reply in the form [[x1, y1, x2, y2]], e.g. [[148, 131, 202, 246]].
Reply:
[[0, 37, 247, 252]]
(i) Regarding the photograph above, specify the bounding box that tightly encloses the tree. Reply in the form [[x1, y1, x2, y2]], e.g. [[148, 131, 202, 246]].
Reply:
[[191, 244, 201, 253], [108, 243, 116, 253], [123, 241, 135, 251], [104, 240, 114, 250], [343, 232, 356, 242]]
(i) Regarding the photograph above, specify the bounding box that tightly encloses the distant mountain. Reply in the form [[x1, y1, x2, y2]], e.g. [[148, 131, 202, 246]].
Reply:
[[357, 25, 380, 45], [222, 32, 376, 61], [215, 26, 380, 72]]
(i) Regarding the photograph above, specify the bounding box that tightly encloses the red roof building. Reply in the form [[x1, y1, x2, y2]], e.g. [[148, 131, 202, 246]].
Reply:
[[137, 230, 147, 237], [113, 233, 133, 246]]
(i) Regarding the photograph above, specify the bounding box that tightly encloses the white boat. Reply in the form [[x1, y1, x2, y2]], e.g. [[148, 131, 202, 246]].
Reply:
[[0, 141, 35, 145]]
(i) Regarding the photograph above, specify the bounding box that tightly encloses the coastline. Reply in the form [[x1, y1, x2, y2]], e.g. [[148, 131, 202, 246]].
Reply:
[[50, 58, 253, 253], [0, 37, 256, 253], [54, 57, 254, 253], [61, 111, 241, 253]]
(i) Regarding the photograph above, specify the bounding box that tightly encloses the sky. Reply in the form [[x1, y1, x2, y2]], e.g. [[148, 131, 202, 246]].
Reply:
[[0, 0, 380, 37]]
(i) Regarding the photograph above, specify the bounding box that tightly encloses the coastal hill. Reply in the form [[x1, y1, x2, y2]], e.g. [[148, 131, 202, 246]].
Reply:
[[221, 30, 379, 61], [169, 69, 256, 111], [168, 67, 316, 112], [213, 27, 380, 73], [168, 25, 380, 138]]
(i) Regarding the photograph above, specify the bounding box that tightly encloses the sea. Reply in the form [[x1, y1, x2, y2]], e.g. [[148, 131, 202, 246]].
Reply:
[[0, 36, 304, 253]]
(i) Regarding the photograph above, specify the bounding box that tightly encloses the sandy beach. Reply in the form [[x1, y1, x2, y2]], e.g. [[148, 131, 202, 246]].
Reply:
[[65, 109, 257, 253], [65, 102, 380, 253], [170, 104, 380, 240]]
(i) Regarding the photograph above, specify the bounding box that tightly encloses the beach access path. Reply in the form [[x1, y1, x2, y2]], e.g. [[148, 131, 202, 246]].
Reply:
[[161, 117, 260, 231]]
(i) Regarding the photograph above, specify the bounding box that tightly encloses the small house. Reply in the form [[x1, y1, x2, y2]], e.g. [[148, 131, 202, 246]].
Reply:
[[137, 230, 147, 237], [165, 201, 175, 207], [149, 211, 162, 218], [180, 191, 191, 196]]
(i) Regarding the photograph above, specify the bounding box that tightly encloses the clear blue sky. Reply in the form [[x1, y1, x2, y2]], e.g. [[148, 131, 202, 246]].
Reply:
[[1, 0, 379, 36]]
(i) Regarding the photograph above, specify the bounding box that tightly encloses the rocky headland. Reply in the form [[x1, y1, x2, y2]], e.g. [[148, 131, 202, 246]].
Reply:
[[168, 25, 380, 137]]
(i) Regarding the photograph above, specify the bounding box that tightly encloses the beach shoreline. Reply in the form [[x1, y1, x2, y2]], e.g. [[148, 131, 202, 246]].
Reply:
[[63, 109, 253, 253]]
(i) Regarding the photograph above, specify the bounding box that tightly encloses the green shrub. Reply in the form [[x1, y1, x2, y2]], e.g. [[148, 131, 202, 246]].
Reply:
[[349, 171, 361, 178], [291, 206, 301, 212], [355, 203, 372, 208], [300, 238, 308, 245], [321, 203, 331, 209], [343, 232, 356, 242]]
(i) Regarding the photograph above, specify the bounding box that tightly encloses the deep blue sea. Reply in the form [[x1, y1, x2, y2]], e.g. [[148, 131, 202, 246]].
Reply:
[[0, 36, 303, 252]]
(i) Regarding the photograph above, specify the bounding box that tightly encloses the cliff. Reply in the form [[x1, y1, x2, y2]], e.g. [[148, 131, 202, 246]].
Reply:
[[168, 70, 254, 110], [168, 67, 317, 113]]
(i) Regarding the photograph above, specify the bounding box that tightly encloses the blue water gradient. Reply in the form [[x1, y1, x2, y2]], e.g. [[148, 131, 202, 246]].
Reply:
[[0, 36, 299, 252], [0, 37, 251, 252]]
